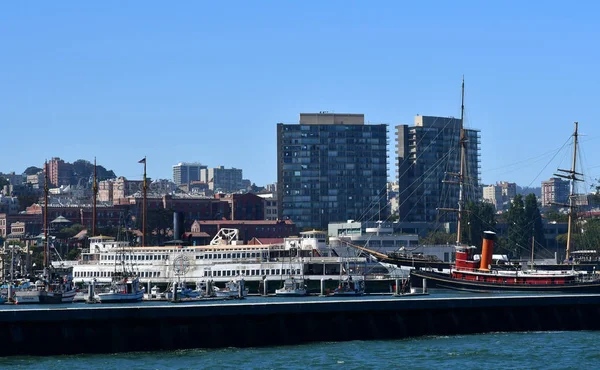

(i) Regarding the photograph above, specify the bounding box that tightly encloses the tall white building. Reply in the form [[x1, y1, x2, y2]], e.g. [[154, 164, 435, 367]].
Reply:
[[483, 181, 516, 210]]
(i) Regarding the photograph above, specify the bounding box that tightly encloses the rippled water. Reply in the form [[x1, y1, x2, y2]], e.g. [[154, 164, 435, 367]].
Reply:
[[2, 331, 598, 369]]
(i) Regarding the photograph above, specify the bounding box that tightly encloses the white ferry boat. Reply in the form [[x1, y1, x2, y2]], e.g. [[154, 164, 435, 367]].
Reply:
[[73, 230, 409, 294]]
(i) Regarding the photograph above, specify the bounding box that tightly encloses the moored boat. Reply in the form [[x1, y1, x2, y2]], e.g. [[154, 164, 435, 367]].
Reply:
[[214, 279, 248, 298], [95, 272, 144, 303], [14, 270, 76, 304], [332, 275, 365, 296], [275, 277, 307, 297]]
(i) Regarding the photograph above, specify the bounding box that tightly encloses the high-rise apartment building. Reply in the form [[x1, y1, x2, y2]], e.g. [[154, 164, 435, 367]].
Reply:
[[483, 181, 516, 210], [541, 177, 569, 207], [172, 162, 207, 186], [46, 157, 73, 188], [277, 113, 388, 230], [200, 166, 243, 193], [396, 115, 480, 223]]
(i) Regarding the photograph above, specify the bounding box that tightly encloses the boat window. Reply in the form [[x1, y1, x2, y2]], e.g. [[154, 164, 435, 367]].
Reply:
[[242, 253, 246, 258], [276, 269, 280, 275], [296, 269, 301, 275], [227, 253, 231, 258], [287, 269, 291, 275], [271, 269, 275, 275]]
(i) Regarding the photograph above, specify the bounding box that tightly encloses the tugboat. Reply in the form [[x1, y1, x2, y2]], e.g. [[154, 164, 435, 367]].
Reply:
[[412, 122, 600, 292], [411, 231, 600, 292]]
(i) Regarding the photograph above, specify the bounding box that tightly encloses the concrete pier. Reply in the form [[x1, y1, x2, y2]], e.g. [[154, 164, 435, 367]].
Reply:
[[2, 294, 600, 356]]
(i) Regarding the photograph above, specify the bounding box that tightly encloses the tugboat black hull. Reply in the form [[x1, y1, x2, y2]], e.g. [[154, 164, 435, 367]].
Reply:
[[411, 270, 600, 293]]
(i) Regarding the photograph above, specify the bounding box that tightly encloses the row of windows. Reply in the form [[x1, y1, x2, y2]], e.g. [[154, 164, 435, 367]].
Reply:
[[204, 269, 301, 277], [197, 252, 268, 260], [75, 270, 161, 278], [101, 254, 169, 261]]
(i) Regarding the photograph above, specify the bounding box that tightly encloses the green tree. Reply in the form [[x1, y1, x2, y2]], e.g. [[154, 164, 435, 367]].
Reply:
[[17, 193, 41, 211], [66, 248, 81, 260], [420, 231, 456, 245], [60, 224, 86, 238], [524, 193, 546, 257], [23, 166, 42, 176], [557, 218, 600, 252], [0, 176, 9, 190], [506, 194, 529, 258], [461, 201, 496, 249], [72, 159, 116, 184], [544, 209, 568, 222]]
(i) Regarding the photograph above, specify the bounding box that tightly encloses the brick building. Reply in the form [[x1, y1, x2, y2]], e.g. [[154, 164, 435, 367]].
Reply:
[[26, 203, 128, 229], [219, 193, 265, 220], [188, 220, 297, 244], [0, 213, 42, 239]]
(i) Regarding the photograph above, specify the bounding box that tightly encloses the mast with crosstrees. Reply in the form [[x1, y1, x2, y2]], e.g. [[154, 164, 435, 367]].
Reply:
[[438, 76, 468, 245], [43, 160, 49, 270], [139, 157, 147, 247], [553, 122, 582, 262], [92, 157, 97, 237]]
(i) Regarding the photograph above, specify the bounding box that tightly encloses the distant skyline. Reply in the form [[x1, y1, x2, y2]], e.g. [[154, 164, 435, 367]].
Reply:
[[2, 2, 599, 193]]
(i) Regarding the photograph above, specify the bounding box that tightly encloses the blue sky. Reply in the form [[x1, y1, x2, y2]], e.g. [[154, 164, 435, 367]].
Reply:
[[1, 1, 599, 191]]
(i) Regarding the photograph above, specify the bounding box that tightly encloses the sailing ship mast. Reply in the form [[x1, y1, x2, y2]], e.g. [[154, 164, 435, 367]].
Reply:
[[439, 76, 468, 245], [43, 160, 49, 271], [554, 122, 582, 261], [140, 156, 147, 247], [92, 157, 97, 237]]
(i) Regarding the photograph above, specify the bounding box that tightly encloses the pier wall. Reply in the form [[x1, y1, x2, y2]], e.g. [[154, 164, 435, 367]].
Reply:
[[2, 295, 600, 356]]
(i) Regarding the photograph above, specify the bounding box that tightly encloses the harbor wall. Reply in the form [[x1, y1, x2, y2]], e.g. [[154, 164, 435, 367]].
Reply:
[[2, 294, 600, 356]]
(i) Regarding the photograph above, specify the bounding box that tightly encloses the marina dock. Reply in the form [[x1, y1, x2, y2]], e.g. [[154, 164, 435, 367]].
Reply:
[[2, 293, 600, 356]]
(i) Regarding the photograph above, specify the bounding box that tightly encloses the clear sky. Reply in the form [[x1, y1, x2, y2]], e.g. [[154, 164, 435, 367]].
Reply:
[[2, 1, 599, 192]]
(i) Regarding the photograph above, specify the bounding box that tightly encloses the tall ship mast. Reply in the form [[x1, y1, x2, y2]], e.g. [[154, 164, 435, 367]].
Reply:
[[439, 76, 468, 245], [92, 157, 98, 237], [554, 122, 582, 261], [43, 160, 49, 271], [140, 156, 147, 247]]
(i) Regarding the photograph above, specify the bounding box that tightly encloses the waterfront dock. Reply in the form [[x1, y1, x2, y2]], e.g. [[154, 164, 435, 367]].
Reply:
[[2, 294, 600, 356]]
